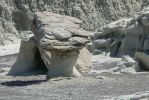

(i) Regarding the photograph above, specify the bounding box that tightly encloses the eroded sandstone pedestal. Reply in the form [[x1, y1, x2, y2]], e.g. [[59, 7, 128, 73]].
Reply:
[[8, 11, 90, 79], [39, 49, 80, 79]]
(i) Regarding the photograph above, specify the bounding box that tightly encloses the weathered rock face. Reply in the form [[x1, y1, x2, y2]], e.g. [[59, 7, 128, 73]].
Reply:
[[8, 37, 48, 76], [0, 0, 20, 45], [1, 0, 149, 45], [32, 11, 90, 50], [93, 7, 149, 57], [8, 12, 90, 79], [75, 48, 92, 73], [135, 52, 149, 71], [33, 11, 90, 78]]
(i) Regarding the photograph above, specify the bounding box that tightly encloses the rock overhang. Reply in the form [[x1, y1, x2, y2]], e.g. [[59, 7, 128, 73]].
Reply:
[[32, 11, 90, 51]]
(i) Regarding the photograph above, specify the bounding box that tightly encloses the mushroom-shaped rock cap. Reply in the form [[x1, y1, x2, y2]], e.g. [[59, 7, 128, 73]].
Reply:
[[32, 11, 90, 50]]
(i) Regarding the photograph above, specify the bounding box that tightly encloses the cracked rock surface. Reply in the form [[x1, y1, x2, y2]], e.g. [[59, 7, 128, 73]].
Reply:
[[33, 11, 90, 50]]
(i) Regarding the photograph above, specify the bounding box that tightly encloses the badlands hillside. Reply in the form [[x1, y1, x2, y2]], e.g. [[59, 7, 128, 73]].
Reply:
[[1, 0, 149, 45], [1, 0, 149, 100]]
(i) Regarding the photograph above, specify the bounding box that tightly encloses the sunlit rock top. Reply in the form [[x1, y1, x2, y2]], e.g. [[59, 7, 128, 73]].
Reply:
[[32, 11, 90, 51]]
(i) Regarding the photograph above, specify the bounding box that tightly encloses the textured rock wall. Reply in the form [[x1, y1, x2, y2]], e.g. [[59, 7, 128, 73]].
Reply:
[[1, 0, 149, 45], [0, 0, 18, 45], [93, 7, 149, 57]]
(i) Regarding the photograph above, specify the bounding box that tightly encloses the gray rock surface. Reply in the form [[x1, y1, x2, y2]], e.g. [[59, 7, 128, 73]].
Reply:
[[92, 54, 139, 74], [32, 11, 90, 50], [9, 12, 90, 79], [8, 37, 47, 76], [1, 0, 149, 45], [75, 47, 92, 73], [135, 52, 149, 71], [93, 7, 149, 57], [34, 12, 90, 78]]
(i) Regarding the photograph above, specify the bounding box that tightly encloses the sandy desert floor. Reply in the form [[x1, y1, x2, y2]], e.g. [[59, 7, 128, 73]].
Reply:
[[0, 45, 149, 100]]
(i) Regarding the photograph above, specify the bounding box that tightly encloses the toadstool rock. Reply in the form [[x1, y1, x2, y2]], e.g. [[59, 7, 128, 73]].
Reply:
[[8, 11, 90, 79]]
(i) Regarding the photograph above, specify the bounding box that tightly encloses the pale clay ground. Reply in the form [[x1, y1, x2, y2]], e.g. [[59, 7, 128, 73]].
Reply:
[[0, 44, 149, 100]]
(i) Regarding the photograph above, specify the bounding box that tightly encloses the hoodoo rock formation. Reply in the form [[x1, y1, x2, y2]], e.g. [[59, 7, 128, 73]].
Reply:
[[8, 12, 90, 79]]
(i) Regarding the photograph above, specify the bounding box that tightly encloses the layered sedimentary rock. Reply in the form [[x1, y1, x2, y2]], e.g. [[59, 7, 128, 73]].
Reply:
[[8, 12, 90, 79], [1, 0, 149, 45], [93, 7, 149, 57]]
